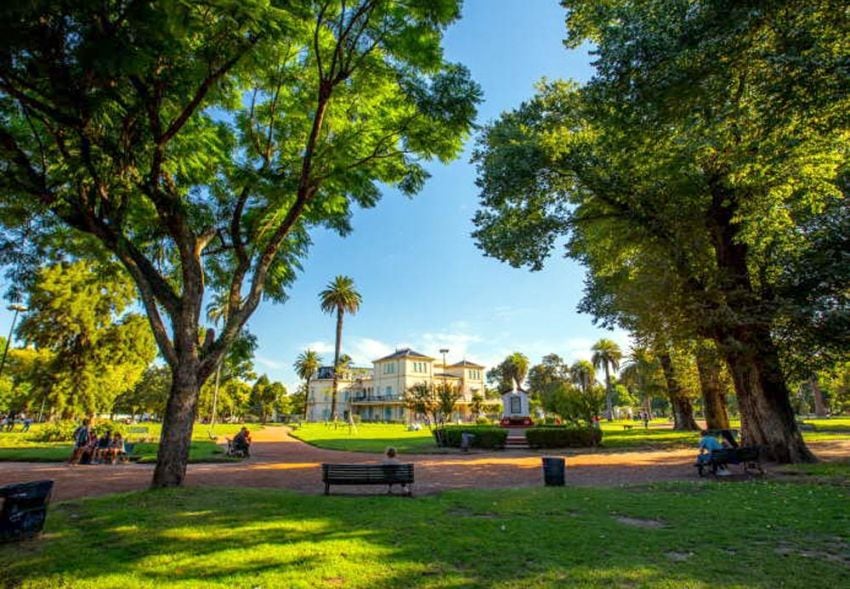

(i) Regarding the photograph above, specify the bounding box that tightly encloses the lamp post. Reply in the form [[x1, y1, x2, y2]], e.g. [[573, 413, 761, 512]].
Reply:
[[0, 304, 26, 379], [439, 348, 449, 391]]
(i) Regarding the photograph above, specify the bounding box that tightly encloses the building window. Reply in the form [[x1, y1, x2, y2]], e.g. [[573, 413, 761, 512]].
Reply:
[[385, 386, 392, 396]]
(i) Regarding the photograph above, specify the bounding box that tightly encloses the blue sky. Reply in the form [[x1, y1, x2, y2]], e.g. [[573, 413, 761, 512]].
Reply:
[[0, 0, 629, 391]]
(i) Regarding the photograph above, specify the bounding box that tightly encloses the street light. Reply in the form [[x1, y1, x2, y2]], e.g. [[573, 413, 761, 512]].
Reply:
[[439, 348, 449, 391], [0, 304, 27, 379]]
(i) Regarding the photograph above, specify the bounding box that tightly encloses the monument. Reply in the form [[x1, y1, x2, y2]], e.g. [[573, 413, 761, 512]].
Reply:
[[499, 379, 533, 427]]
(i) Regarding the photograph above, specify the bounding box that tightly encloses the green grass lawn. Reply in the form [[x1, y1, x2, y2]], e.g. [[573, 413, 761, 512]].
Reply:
[[0, 423, 260, 463], [290, 422, 438, 453], [1, 482, 848, 588], [290, 419, 846, 455], [598, 420, 698, 449]]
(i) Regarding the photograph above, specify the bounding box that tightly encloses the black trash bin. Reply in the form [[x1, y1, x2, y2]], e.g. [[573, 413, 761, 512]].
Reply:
[[460, 432, 475, 452], [541, 457, 566, 486], [0, 480, 54, 542]]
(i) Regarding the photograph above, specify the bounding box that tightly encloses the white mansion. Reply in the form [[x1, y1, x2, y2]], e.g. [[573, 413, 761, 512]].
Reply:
[[305, 348, 486, 423]]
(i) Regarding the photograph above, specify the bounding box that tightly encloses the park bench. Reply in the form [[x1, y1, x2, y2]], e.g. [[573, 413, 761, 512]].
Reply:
[[622, 424, 634, 430], [321, 463, 414, 496], [0, 480, 53, 542], [695, 429, 764, 477], [696, 446, 764, 477]]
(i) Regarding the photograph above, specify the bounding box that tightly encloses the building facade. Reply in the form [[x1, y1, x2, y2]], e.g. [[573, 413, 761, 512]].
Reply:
[[305, 348, 486, 423]]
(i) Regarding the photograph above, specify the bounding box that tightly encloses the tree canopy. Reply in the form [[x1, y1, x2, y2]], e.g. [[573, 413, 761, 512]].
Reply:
[[472, 0, 847, 461], [0, 0, 480, 485]]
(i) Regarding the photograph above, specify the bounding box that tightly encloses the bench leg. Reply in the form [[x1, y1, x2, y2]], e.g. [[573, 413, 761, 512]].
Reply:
[[324, 483, 330, 495]]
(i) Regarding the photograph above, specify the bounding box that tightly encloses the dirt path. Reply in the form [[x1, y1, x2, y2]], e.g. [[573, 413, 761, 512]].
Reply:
[[0, 427, 847, 501]]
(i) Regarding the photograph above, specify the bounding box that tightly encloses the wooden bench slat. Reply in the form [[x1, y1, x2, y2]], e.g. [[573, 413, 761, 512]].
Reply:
[[321, 463, 414, 495]]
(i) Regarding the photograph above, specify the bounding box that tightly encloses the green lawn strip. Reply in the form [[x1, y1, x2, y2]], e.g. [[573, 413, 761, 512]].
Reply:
[[777, 460, 850, 483], [289, 421, 843, 455], [798, 417, 850, 433], [1, 482, 848, 588], [0, 423, 265, 463], [289, 423, 439, 453]]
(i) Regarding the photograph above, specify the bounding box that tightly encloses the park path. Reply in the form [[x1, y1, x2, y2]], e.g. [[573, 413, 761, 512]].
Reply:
[[0, 427, 847, 502]]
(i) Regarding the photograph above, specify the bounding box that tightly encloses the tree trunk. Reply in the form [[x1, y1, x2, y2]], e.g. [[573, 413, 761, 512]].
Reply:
[[811, 375, 827, 418], [303, 377, 311, 420], [658, 352, 699, 430], [152, 358, 200, 487], [704, 180, 814, 462], [718, 326, 816, 463], [695, 342, 730, 430], [330, 309, 343, 421], [603, 364, 614, 421]]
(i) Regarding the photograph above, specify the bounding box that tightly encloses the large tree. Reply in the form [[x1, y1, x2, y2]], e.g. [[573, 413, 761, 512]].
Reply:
[[0, 1, 479, 485], [293, 349, 321, 420], [472, 0, 846, 462], [17, 261, 156, 418], [319, 275, 361, 420], [591, 338, 621, 421]]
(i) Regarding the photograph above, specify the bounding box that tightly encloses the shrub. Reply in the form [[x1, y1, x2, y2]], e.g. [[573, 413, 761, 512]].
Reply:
[[29, 421, 78, 442], [526, 426, 602, 448], [474, 416, 491, 425], [30, 420, 131, 442], [433, 425, 508, 449]]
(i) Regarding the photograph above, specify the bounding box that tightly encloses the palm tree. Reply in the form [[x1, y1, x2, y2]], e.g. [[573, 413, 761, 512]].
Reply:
[[620, 347, 663, 417], [570, 360, 596, 394], [592, 338, 622, 421], [319, 276, 362, 420], [294, 350, 321, 420]]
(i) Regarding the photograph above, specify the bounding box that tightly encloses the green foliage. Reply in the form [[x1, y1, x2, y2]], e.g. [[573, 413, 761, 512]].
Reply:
[[527, 353, 571, 414], [249, 375, 286, 423], [113, 365, 171, 418], [0, 0, 479, 481], [433, 425, 508, 449], [526, 425, 602, 448], [553, 379, 606, 427], [471, 0, 848, 456], [435, 381, 462, 419], [403, 381, 462, 427], [27, 420, 78, 443], [486, 352, 530, 392], [16, 261, 157, 418]]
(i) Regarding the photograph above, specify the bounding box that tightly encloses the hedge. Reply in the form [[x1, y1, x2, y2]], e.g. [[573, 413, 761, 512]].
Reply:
[[525, 426, 602, 448], [433, 425, 508, 449]]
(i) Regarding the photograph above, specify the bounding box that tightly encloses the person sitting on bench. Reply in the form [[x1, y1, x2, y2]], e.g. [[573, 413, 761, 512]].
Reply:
[[382, 447, 408, 494], [232, 427, 252, 457], [94, 430, 112, 463], [697, 430, 731, 476], [108, 432, 125, 463], [69, 418, 92, 465]]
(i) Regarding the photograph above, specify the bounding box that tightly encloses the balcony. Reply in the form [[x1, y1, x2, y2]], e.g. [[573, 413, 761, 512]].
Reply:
[[350, 394, 404, 404]]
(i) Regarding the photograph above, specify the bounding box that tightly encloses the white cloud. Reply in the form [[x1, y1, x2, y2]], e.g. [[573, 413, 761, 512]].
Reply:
[[300, 340, 335, 355], [255, 355, 286, 370], [348, 337, 394, 365]]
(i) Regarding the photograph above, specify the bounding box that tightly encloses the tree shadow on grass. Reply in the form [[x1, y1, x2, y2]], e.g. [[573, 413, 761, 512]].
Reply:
[[1, 483, 849, 588]]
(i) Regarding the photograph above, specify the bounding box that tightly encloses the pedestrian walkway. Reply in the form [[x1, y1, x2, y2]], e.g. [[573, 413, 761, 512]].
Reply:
[[0, 427, 846, 501]]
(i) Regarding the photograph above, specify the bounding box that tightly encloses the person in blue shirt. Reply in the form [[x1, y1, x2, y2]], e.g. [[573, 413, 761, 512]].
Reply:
[[697, 430, 731, 476]]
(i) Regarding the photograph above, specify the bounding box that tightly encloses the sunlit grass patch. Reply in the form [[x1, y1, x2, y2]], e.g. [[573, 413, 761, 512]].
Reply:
[[0, 482, 848, 588], [290, 422, 438, 453]]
